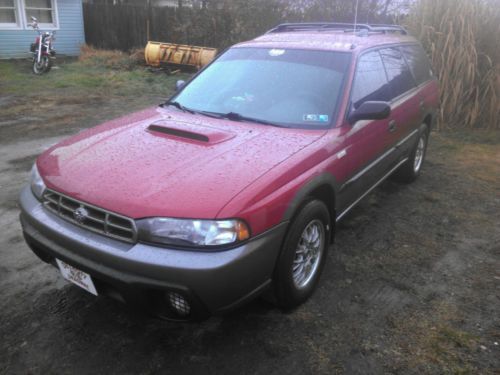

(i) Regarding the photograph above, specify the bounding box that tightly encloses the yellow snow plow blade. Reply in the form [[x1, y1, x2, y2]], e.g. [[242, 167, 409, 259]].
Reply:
[[145, 41, 217, 71]]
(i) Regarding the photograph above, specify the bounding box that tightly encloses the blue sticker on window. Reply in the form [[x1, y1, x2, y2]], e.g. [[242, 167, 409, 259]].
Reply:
[[303, 114, 329, 123]]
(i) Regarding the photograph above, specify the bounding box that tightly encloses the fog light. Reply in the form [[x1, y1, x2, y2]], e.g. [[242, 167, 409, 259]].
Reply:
[[168, 292, 191, 317]]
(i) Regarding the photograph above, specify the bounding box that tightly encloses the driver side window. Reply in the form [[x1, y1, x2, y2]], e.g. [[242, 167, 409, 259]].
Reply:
[[351, 50, 391, 109]]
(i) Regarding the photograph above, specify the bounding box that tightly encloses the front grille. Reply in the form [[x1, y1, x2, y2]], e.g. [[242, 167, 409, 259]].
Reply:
[[42, 189, 137, 243]]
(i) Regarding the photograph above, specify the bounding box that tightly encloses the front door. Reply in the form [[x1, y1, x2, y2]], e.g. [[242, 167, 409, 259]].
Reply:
[[336, 49, 395, 218]]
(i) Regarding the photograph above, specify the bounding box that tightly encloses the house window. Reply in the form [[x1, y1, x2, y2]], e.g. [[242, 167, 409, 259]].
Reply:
[[24, 0, 56, 27], [0, 0, 20, 28]]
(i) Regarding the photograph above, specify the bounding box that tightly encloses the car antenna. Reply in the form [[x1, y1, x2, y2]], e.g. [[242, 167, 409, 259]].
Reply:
[[353, 0, 360, 33]]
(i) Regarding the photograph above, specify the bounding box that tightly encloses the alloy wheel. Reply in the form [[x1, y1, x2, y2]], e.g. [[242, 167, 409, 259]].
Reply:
[[413, 136, 426, 173], [292, 219, 325, 289]]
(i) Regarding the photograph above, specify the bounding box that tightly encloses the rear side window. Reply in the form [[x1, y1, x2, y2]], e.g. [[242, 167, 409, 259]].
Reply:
[[351, 50, 391, 109], [400, 44, 433, 85], [379, 47, 416, 100]]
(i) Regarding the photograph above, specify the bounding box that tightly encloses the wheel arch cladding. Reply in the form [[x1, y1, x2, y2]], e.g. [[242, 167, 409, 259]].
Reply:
[[423, 112, 435, 131], [282, 173, 338, 243]]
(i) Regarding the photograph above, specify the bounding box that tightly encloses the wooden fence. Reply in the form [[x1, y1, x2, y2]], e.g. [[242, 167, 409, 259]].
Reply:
[[83, 2, 396, 52], [83, 3, 277, 51]]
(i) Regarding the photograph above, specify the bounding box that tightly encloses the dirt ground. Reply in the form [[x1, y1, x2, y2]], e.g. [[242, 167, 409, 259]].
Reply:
[[1, 60, 499, 375]]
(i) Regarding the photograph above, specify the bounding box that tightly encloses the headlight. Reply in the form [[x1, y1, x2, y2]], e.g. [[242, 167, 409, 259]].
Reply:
[[137, 218, 250, 248], [30, 163, 46, 200]]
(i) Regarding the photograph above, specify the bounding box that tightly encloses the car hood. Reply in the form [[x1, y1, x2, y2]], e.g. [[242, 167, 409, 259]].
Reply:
[[37, 107, 326, 219]]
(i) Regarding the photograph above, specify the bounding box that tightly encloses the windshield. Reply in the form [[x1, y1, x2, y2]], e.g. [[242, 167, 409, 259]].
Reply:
[[170, 47, 352, 128]]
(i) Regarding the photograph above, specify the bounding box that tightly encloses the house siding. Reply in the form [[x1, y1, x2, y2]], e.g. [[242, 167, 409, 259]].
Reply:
[[0, 0, 85, 59]]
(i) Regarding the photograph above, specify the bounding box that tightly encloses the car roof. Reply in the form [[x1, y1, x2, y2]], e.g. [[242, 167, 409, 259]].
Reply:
[[235, 30, 418, 53]]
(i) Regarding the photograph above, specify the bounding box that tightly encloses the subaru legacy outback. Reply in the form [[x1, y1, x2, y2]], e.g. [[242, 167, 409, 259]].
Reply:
[[20, 23, 439, 320]]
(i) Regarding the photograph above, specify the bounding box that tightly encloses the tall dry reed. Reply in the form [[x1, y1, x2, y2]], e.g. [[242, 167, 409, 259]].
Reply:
[[406, 0, 500, 130]]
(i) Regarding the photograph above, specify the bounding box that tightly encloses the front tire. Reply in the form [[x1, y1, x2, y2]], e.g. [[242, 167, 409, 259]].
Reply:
[[33, 55, 51, 75], [273, 200, 331, 309]]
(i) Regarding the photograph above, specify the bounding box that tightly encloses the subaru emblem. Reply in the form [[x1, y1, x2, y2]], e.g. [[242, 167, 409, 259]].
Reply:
[[73, 206, 88, 224]]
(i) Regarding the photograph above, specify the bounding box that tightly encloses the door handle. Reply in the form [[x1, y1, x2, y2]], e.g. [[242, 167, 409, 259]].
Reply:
[[388, 120, 397, 133]]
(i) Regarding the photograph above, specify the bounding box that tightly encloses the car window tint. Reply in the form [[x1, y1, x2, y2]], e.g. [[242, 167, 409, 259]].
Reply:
[[351, 50, 391, 109], [400, 44, 433, 85], [379, 47, 416, 100]]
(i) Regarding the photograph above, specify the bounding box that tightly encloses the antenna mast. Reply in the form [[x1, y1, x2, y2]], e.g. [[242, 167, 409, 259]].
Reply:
[[353, 0, 360, 32]]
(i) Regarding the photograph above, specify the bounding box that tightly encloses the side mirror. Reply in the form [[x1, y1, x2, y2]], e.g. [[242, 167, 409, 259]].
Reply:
[[175, 80, 186, 91], [31, 16, 37, 22], [348, 101, 391, 125]]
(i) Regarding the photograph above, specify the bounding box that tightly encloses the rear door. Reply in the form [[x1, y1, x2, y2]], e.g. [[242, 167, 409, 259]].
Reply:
[[400, 43, 438, 149], [379, 47, 420, 157]]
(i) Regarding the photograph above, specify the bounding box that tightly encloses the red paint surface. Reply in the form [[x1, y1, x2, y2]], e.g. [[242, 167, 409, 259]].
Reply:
[[36, 32, 440, 237], [38, 107, 327, 233]]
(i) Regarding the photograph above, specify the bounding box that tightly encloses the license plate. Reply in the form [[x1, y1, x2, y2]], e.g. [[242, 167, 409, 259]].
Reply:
[[56, 259, 98, 296]]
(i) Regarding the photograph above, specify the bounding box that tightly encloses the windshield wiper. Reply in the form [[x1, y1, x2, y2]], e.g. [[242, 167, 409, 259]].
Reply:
[[163, 104, 288, 128], [164, 101, 195, 114], [212, 111, 288, 128], [191, 110, 226, 119], [163, 102, 225, 120]]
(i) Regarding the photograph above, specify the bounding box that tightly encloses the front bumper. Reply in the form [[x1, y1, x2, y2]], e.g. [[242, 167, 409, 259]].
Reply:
[[19, 186, 287, 319]]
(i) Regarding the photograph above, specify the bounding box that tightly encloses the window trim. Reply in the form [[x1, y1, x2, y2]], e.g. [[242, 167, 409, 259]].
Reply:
[[378, 46, 418, 103], [344, 43, 423, 124], [344, 46, 392, 125], [21, 0, 59, 30], [349, 48, 391, 111], [0, 0, 22, 30], [399, 42, 435, 88]]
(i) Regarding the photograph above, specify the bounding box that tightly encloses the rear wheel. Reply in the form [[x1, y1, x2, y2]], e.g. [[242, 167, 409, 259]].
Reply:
[[272, 199, 331, 309], [393, 124, 429, 183]]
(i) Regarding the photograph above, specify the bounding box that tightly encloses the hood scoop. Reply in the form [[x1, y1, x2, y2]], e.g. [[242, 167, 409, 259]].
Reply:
[[147, 121, 236, 145], [148, 123, 209, 142]]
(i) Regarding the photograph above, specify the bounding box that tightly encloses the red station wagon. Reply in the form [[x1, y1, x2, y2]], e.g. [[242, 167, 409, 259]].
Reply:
[[20, 23, 439, 320]]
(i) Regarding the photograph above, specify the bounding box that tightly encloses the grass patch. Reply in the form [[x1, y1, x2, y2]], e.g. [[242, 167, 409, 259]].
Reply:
[[79, 44, 145, 71], [0, 55, 192, 142], [0, 57, 191, 101], [436, 327, 477, 349], [389, 302, 481, 374], [441, 130, 500, 145], [433, 132, 500, 185]]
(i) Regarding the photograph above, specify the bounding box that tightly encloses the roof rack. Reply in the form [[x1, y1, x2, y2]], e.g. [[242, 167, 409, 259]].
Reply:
[[266, 22, 407, 35]]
